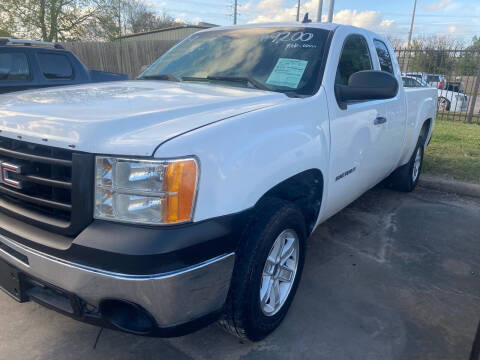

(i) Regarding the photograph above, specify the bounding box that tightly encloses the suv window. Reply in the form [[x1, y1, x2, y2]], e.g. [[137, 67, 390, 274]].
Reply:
[[427, 75, 440, 82], [38, 53, 73, 79], [0, 52, 30, 81], [336, 35, 373, 85], [374, 40, 394, 74]]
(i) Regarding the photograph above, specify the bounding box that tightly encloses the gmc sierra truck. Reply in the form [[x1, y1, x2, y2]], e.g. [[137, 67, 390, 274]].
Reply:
[[0, 23, 436, 341]]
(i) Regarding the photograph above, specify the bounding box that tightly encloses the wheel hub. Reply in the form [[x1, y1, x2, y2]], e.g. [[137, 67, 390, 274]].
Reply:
[[259, 229, 299, 317]]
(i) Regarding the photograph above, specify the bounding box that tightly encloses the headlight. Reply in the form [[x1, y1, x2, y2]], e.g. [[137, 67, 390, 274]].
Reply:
[[94, 157, 198, 225]]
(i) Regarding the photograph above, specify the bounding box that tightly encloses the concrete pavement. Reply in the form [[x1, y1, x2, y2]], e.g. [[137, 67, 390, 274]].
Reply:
[[1, 186, 479, 360]]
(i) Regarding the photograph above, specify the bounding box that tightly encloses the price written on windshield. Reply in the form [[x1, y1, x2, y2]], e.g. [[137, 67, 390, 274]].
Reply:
[[271, 32, 315, 43]]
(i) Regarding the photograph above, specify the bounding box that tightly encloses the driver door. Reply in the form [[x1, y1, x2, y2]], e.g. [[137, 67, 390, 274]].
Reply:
[[325, 32, 388, 214]]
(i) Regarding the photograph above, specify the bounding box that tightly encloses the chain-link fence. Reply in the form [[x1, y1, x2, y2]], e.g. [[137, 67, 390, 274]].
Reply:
[[395, 48, 480, 124]]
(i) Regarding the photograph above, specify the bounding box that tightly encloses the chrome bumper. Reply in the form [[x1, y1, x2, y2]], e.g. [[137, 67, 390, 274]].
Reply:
[[0, 234, 235, 328]]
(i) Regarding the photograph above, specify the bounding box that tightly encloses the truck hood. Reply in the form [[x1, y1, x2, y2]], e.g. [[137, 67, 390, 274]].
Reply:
[[0, 81, 288, 156]]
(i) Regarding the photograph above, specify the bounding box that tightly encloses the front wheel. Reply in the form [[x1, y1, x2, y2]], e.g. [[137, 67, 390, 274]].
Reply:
[[387, 136, 425, 192], [219, 198, 306, 341]]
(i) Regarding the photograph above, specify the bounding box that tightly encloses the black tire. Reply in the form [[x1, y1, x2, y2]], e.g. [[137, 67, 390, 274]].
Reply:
[[219, 198, 307, 341], [387, 136, 425, 192]]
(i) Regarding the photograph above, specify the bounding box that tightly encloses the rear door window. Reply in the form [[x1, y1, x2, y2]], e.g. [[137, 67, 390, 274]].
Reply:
[[38, 53, 73, 79], [336, 35, 373, 85], [373, 40, 394, 74], [0, 52, 30, 81]]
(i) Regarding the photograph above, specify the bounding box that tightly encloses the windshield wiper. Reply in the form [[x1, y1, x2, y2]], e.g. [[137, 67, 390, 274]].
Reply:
[[138, 73, 180, 82], [207, 76, 270, 91], [181, 76, 209, 82], [182, 75, 270, 91]]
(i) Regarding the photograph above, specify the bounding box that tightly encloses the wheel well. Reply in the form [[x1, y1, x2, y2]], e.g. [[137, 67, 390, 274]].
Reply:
[[256, 169, 324, 233], [420, 118, 432, 145]]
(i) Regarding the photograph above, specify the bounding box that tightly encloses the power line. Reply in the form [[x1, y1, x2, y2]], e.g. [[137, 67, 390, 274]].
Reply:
[[383, 12, 480, 19], [168, 0, 226, 8]]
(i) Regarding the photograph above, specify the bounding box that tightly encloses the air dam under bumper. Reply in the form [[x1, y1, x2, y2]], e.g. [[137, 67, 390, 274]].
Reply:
[[0, 233, 235, 332]]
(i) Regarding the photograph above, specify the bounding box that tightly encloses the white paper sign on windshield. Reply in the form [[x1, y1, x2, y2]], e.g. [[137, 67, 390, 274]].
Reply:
[[266, 58, 308, 89]]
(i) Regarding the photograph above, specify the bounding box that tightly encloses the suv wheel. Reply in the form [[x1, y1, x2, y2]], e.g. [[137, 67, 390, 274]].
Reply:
[[219, 198, 307, 341]]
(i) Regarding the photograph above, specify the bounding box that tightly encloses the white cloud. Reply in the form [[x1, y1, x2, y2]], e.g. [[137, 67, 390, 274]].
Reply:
[[175, 13, 187, 23], [246, 1, 396, 35], [448, 25, 457, 33], [331, 9, 395, 32], [426, 0, 454, 11]]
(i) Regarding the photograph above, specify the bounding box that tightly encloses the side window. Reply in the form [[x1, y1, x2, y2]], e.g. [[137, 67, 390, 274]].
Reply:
[[38, 53, 73, 79], [374, 40, 394, 74], [0, 52, 30, 81], [336, 35, 372, 86]]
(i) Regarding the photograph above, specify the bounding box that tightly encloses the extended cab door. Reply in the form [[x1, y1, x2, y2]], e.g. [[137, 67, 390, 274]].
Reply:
[[323, 30, 393, 215], [371, 38, 407, 174]]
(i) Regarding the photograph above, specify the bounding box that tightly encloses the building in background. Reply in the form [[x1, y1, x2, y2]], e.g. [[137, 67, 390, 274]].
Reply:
[[116, 24, 214, 42]]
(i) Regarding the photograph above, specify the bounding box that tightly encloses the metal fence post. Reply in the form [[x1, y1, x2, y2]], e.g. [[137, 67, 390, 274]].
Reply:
[[467, 54, 480, 124]]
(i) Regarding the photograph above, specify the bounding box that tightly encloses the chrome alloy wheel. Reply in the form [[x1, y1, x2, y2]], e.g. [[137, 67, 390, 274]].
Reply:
[[259, 229, 299, 316], [412, 147, 422, 183]]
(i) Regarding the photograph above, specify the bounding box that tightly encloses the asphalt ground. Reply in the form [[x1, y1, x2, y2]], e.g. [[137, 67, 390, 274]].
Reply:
[[1, 186, 479, 360]]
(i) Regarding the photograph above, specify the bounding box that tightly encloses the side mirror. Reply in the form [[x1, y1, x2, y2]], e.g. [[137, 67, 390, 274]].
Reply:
[[335, 70, 399, 106]]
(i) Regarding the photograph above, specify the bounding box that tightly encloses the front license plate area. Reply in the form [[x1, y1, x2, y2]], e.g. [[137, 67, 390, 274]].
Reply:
[[0, 258, 27, 302]]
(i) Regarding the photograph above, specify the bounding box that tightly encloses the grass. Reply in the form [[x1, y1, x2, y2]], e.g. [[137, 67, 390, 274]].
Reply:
[[423, 119, 480, 184]]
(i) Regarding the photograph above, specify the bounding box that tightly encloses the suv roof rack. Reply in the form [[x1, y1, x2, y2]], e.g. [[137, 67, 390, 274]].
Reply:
[[0, 38, 64, 50]]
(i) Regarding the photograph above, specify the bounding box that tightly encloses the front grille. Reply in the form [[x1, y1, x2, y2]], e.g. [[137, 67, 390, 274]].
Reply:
[[0, 137, 94, 237]]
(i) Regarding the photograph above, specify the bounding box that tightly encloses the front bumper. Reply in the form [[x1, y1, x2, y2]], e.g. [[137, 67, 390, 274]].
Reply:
[[0, 232, 235, 331]]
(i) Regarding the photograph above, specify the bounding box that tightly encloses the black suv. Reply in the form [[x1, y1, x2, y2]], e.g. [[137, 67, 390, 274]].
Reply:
[[0, 38, 128, 94]]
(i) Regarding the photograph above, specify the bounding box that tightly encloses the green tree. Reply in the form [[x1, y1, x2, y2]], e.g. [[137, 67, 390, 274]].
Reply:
[[0, 0, 109, 41], [408, 35, 463, 75], [0, 0, 178, 41], [0, 29, 11, 37], [457, 36, 480, 76]]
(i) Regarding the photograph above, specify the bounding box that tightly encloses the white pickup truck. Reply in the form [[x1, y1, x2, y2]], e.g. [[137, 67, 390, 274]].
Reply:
[[0, 23, 436, 341]]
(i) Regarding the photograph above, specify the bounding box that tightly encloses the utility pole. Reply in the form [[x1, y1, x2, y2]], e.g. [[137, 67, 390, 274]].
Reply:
[[234, 0, 238, 25], [316, 0, 323, 22], [118, 0, 122, 37], [296, 0, 301, 22], [327, 0, 334, 22], [408, 0, 417, 48]]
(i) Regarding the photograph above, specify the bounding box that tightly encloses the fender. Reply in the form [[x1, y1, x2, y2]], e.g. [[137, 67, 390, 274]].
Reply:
[[154, 90, 331, 223]]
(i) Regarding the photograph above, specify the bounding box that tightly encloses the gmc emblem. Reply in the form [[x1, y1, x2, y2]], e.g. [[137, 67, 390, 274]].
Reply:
[[0, 162, 23, 189]]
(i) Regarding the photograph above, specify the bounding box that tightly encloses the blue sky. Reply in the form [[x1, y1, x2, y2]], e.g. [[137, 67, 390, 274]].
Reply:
[[152, 0, 480, 43]]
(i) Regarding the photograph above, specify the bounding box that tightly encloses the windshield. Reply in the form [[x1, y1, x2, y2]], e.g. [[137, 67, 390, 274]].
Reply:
[[427, 75, 440, 82], [139, 27, 330, 96]]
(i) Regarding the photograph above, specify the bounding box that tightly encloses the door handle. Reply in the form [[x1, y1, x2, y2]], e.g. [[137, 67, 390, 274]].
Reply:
[[374, 116, 387, 125]]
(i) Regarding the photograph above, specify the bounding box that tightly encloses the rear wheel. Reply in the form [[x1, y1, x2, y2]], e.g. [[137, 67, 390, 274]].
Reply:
[[387, 136, 425, 192], [219, 198, 306, 341]]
